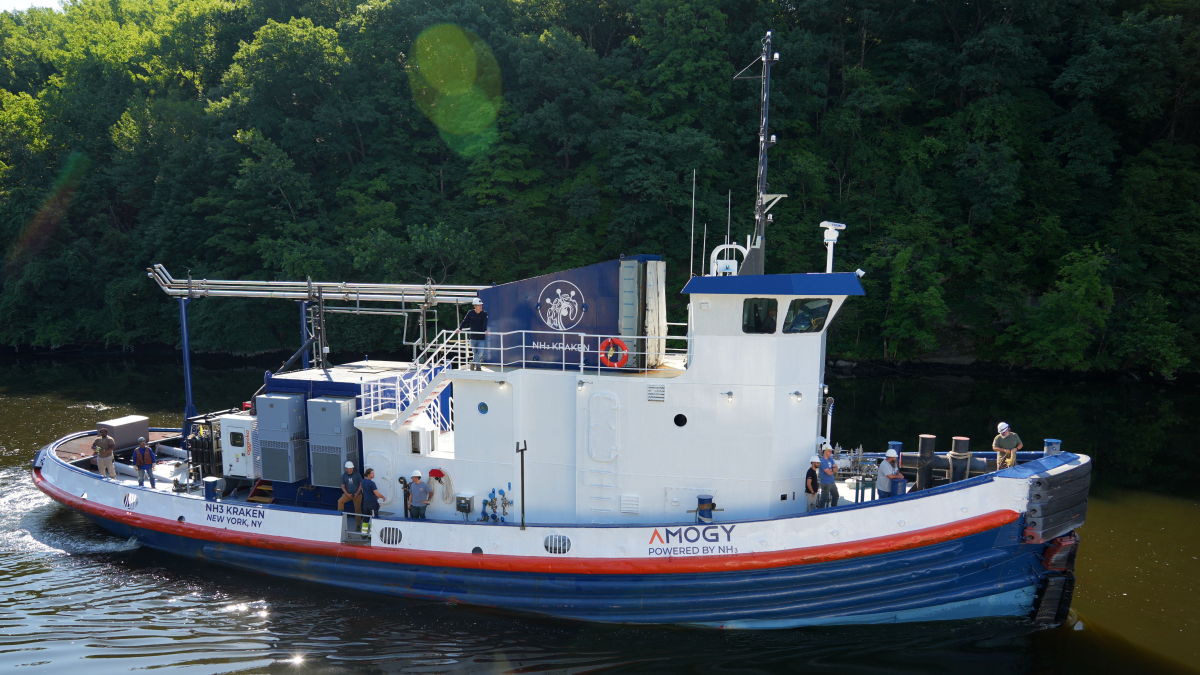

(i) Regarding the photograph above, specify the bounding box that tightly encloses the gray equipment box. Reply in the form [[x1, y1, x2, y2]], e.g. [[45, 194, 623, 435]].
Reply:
[[256, 393, 308, 483], [307, 397, 358, 488], [98, 415, 150, 450]]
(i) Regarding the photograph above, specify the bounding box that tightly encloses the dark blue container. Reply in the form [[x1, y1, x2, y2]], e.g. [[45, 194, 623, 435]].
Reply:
[[1044, 439, 1063, 456], [476, 255, 661, 369], [889, 477, 908, 497], [887, 441, 902, 453]]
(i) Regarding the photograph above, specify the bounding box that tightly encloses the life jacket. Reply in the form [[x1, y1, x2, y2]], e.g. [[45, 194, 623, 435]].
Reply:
[[134, 447, 154, 466]]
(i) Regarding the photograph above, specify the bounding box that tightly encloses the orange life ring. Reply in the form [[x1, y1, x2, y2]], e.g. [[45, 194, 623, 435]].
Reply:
[[599, 337, 630, 368]]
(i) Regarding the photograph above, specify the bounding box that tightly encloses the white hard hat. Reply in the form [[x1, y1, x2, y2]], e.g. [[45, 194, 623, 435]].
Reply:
[[997, 422, 1010, 433], [809, 455, 820, 464], [885, 449, 898, 458], [471, 297, 482, 305], [138, 437, 146, 442], [344, 461, 354, 469], [411, 469, 422, 478]]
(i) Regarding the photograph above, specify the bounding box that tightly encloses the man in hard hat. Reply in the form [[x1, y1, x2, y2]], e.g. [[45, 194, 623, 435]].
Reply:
[[876, 448, 902, 499], [817, 445, 839, 508], [805, 456, 820, 511], [338, 461, 363, 527], [133, 437, 156, 488], [408, 470, 433, 519], [459, 297, 489, 370], [993, 422, 1023, 469]]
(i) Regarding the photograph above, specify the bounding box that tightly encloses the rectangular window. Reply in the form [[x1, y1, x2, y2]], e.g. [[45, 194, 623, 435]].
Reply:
[[741, 298, 779, 334], [783, 298, 833, 333], [229, 431, 245, 448]]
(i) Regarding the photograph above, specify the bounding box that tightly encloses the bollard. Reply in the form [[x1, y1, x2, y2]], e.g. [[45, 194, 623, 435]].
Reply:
[[916, 434, 936, 491], [949, 436, 971, 482]]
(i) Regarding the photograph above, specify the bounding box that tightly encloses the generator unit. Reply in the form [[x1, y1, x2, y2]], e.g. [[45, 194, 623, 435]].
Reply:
[[307, 396, 358, 488], [255, 393, 308, 483], [219, 413, 258, 480]]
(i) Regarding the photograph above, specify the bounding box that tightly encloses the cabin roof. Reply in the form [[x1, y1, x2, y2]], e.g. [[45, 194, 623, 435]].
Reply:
[[681, 272, 865, 296]]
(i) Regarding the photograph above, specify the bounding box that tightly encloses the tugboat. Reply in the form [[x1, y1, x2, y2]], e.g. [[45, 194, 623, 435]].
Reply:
[[31, 32, 1088, 628]]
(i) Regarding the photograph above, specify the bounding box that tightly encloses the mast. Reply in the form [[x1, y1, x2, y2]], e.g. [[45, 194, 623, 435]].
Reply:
[[734, 32, 785, 276]]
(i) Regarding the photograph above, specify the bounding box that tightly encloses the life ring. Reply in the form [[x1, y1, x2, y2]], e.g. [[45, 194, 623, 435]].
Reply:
[[599, 337, 630, 368]]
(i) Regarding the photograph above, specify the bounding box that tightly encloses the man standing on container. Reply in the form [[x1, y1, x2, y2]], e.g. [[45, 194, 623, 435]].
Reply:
[[459, 297, 489, 370], [876, 448, 902, 499], [91, 428, 117, 479], [338, 461, 363, 527], [993, 422, 1023, 469], [133, 437, 156, 488], [409, 470, 432, 519], [818, 445, 839, 508]]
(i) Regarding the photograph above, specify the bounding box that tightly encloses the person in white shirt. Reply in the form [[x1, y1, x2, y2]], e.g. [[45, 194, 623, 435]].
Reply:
[[876, 448, 902, 499]]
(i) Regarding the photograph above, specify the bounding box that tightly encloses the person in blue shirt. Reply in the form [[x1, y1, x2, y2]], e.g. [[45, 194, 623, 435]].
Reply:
[[133, 437, 156, 488], [817, 446, 839, 508], [459, 298, 489, 370], [408, 470, 433, 519], [338, 461, 363, 528], [362, 468, 384, 517]]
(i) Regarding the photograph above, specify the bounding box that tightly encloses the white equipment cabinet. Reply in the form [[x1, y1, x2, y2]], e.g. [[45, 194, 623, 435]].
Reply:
[[307, 397, 358, 488], [220, 413, 259, 479], [256, 393, 308, 483]]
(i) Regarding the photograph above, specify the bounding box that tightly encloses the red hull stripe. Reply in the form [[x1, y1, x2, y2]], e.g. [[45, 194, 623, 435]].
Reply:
[[35, 469, 1019, 575]]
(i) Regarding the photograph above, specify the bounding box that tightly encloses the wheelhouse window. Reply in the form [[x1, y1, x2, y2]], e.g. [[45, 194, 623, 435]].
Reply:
[[783, 298, 833, 333], [742, 298, 779, 334]]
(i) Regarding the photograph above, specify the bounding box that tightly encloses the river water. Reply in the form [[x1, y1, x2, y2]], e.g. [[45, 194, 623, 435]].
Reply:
[[1, 357, 1197, 674]]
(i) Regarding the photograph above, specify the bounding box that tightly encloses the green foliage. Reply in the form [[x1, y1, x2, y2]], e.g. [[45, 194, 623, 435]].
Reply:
[[0, 0, 1196, 376]]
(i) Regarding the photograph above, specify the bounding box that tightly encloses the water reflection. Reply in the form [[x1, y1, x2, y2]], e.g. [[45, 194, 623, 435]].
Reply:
[[1, 358, 1198, 673]]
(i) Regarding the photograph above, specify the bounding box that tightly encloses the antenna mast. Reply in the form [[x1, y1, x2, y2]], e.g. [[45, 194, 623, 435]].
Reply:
[[734, 31, 786, 276]]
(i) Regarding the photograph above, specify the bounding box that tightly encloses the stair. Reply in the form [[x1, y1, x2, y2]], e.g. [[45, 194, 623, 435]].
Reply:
[[247, 480, 274, 504], [399, 374, 452, 428]]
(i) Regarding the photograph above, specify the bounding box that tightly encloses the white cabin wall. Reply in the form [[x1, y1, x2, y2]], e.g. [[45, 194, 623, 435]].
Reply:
[[511, 370, 576, 523]]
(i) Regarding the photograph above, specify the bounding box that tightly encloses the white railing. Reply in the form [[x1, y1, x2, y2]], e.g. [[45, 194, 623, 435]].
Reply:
[[458, 329, 691, 375], [357, 330, 466, 427]]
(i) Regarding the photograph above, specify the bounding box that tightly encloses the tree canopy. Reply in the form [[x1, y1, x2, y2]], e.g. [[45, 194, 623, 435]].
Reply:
[[0, 0, 1196, 377]]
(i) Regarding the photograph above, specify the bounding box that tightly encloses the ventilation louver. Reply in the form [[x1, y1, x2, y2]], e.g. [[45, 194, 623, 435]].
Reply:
[[544, 534, 571, 554], [379, 527, 403, 545], [647, 384, 666, 403]]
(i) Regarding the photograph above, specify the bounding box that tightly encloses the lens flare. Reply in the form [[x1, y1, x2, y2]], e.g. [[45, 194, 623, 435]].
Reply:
[[409, 24, 501, 155], [4, 151, 89, 278]]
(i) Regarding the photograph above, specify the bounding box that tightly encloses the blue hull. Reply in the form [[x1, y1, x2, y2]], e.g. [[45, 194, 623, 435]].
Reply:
[[83, 511, 1044, 627]]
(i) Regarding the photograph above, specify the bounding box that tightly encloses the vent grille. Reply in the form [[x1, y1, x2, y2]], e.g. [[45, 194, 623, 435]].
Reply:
[[620, 494, 640, 514], [379, 527, 403, 545], [123, 493, 138, 510], [310, 444, 341, 455], [260, 439, 288, 450], [544, 534, 571, 554], [251, 424, 260, 475], [646, 384, 666, 403]]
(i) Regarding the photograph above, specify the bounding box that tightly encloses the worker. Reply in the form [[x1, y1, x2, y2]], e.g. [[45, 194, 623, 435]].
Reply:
[[362, 468, 384, 518], [459, 297, 489, 370], [805, 455, 820, 511], [408, 469, 433, 519], [876, 448, 902, 499], [993, 422, 1023, 469], [338, 461, 363, 527], [91, 428, 116, 479], [762, 305, 778, 333], [133, 437, 156, 488], [818, 445, 839, 508]]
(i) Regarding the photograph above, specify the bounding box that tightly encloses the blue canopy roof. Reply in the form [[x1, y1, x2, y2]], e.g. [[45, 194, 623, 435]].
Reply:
[[681, 272, 865, 296]]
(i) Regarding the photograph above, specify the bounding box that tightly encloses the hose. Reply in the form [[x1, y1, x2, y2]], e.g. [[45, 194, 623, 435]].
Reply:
[[438, 469, 455, 504]]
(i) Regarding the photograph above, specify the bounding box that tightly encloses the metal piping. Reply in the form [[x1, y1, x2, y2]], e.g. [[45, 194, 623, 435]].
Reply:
[[147, 265, 485, 304]]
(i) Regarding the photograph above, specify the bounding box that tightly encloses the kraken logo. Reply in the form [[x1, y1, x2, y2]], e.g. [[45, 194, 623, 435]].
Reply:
[[538, 281, 584, 331]]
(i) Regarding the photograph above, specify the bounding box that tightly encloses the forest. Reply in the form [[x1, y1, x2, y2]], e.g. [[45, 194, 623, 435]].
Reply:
[[0, 0, 1196, 377]]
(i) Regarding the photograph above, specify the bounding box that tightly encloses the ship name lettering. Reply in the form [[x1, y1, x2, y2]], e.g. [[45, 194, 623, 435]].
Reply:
[[649, 525, 735, 548]]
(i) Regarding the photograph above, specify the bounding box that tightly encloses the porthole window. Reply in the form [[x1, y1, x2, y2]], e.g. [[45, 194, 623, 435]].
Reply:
[[674, 414, 687, 427], [478, 402, 488, 414]]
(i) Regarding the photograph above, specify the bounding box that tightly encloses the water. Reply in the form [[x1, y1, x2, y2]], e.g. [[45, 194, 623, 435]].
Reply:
[[1, 357, 1197, 674]]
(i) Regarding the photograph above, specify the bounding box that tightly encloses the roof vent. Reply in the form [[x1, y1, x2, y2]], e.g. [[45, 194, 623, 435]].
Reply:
[[647, 384, 666, 403], [544, 534, 571, 554], [620, 494, 640, 514]]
